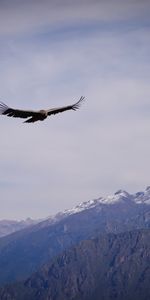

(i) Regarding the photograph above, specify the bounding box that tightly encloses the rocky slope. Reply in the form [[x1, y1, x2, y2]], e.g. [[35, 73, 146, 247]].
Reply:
[[0, 229, 149, 300]]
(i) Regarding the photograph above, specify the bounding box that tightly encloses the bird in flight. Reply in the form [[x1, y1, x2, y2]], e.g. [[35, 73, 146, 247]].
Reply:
[[0, 96, 85, 123]]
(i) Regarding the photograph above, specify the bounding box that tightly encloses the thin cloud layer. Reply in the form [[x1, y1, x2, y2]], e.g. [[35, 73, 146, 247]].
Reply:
[[0, 0, 150, 35]]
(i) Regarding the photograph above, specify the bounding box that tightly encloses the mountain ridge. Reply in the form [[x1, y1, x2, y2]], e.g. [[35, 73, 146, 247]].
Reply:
[[0, 218, 40, 238], [0, 187, 149, 287], [1, 186, 150, 238]]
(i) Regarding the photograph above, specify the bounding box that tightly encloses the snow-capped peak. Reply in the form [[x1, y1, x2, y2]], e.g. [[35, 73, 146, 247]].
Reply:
[[133, 186, 150, 204], [59, 190, 131, 217], [45, 187, 150, 226], [59, 187, 150, 216]]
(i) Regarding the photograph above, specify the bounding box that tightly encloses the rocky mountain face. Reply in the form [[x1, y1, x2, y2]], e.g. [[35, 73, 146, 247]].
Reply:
[[0, 218, 39, 238], [0, 229, 149, 300], [0, 188, 149, 287]]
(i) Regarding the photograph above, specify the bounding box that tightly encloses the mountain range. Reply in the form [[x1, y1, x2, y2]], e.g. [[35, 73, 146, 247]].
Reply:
[[0, 218, 39, 238], [0, 187, 149, 299]]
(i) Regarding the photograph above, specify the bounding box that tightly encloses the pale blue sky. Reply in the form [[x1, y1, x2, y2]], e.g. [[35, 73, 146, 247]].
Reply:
[[0, 0, 150, 219]]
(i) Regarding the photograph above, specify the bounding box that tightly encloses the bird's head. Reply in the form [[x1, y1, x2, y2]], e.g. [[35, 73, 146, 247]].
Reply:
[[39, 109, 47, 116]]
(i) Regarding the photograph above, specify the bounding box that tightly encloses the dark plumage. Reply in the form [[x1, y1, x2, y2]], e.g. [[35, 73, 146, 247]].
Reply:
[[0, 96, 85, 123]]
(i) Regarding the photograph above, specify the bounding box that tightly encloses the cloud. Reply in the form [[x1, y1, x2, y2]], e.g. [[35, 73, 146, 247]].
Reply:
[[0, 0, 150, 36]]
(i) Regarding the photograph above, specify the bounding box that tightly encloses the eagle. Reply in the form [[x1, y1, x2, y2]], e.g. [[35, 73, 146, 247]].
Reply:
[[0, 96, 85, 123]]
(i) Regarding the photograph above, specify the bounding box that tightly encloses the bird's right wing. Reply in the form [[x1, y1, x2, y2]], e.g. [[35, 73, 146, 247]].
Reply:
[[47, 96, 85, 116], [0, 102, 39, 119]]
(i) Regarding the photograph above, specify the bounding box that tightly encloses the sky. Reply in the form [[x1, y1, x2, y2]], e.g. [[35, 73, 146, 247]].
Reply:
[[0, 0, 150, 219]]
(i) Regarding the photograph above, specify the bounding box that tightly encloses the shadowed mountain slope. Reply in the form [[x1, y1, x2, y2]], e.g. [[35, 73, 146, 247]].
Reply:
[[0, 229, 149, 300]]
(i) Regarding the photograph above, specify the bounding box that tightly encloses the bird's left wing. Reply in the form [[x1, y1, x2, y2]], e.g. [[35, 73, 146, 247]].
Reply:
[[0, 102, 39, 119], [47, 96, 85, 116]]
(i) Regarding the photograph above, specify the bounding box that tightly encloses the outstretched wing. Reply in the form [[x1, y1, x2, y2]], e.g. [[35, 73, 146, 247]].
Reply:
[[0, 102, 39, 119], [47, 96, 85, 116]]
